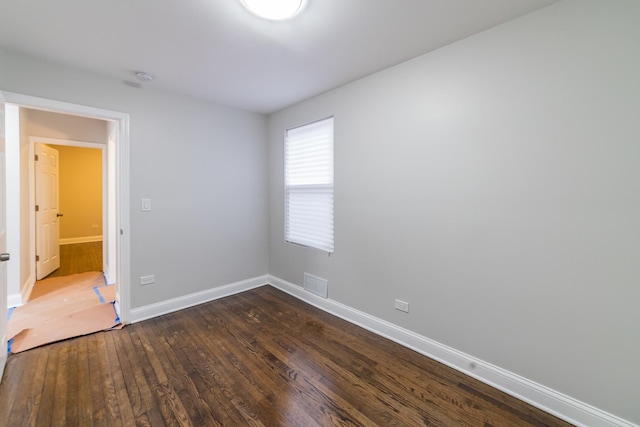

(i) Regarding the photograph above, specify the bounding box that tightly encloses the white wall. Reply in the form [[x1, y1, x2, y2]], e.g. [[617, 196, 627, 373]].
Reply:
[[0, 48, 269, 309], [268, 0, 640, 424], [21, 108, 108, 143]]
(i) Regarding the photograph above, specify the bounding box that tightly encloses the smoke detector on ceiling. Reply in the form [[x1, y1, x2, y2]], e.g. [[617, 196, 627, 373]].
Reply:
[[135, 71, 154, 83]]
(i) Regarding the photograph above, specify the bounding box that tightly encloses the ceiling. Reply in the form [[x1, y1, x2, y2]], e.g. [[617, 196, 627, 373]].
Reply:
[[0, 0, 559, 114]]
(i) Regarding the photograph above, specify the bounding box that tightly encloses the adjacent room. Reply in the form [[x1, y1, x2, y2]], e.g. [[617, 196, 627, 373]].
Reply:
[[6, 108, 121, 353], [0, 0, 638, 426]]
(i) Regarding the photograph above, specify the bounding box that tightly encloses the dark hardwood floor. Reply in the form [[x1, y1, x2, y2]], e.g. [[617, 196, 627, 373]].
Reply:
[[45, 241, 103, 279], [0, 286, 574, 426]]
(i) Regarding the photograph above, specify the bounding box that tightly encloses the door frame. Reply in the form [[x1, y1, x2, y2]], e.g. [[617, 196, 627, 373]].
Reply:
[[1, 91, 8, 380], [3, 91, 130, 323], [30, 138, 107, 282]]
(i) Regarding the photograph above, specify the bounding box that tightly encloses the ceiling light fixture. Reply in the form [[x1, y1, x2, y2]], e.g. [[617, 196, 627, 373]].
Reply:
[[240, 0, 304, 21]]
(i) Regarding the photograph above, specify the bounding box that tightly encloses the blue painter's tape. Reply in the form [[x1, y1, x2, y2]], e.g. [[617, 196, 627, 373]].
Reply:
[[93, 286, 106, 304], [112, 302, 120, 324], [7, 308, 15, 354]]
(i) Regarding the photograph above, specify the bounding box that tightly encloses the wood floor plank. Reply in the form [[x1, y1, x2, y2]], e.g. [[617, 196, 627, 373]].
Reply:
[[6, 346, 48, 426], [110, 330, 152, 427], [35, 344, 60, 427], [87, 334, 109, 424], [0, 285, 575, 427], [157, 310, 268, 426], [183, 305, 320, 427], [209, 297, 380, 426], [153, 314, 257, 426], [25, 350, 51, 426], [45, 241, 103, 279], [129, 325, 193, 427], [138, 320, 219, 426], [0, 348, 29, 420], [64, 340, 81, 424], [171, 311, 271, 425], [77, 338, 95, 427], [112, 326, 164, 426], [102, 332, 134, 427], [50, 343, 70, 426]]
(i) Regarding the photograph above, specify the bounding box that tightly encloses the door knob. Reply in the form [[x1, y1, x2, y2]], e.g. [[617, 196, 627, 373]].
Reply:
[[57, 213, 64, 217], [0, 253, 10, 262]]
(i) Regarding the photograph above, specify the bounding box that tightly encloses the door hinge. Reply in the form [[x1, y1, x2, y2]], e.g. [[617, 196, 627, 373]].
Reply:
[[35, 154, 38, 161], [35, 205, 39, 212], [36, 255, 40, 262]]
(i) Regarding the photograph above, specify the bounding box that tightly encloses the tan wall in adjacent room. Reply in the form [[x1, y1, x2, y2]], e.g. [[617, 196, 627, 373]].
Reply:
[[55, 145, 103, 242]]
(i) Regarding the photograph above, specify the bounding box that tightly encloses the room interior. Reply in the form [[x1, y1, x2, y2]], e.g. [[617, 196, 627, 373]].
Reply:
[[0, 0, 638, 426]]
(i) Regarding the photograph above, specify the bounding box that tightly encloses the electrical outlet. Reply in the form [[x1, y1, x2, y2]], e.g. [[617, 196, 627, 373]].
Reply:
[[395, 299, 409, 313], [141, 199, 151, 211], [140, 274, 155, 285]]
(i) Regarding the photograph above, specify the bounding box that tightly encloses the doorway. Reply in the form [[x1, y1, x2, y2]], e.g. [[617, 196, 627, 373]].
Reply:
[[2, 91, 130, 324], [33, 141, 104, 282]]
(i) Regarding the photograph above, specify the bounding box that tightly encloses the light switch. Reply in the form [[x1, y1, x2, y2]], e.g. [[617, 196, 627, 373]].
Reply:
[[141, 198, 151, 211]]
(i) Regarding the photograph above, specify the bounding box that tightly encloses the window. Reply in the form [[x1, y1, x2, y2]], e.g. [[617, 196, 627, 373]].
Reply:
[[285, 117, 334, 253]]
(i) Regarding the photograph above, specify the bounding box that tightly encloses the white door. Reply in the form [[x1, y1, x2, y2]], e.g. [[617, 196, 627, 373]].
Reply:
[[0, 91, 9, 377], [35, 144, 61, 280]]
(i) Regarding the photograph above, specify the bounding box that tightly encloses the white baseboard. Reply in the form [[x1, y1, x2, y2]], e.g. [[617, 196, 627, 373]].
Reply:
[[8, 274, 36, 308], [7, 293, 23, 308], [267, 275, 637, 427], [103, 269, 114, 286], [20, 274, 35, 304], [60, 236, 103, 245], [128, 275, 269, 323]]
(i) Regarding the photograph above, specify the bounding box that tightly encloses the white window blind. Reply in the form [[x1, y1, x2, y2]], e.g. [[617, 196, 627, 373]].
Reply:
[[285, 117, 334, 253]]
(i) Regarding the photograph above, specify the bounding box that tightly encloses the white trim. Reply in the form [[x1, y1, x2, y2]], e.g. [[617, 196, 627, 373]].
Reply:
[[1, 90, 130, 323], [60, 236, 103, 245], [20, 274, 34, 303], [267, 275, 638, 427], [129, 275, 269, 323], [115, 113, 130, 322], [2, 92, 127, 122], [7, 293, 22, 308], [103, 122, 117, 287], [27, 136, 104, 148], [103, 270, 114, 286], [5, 104, 20, 304]]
